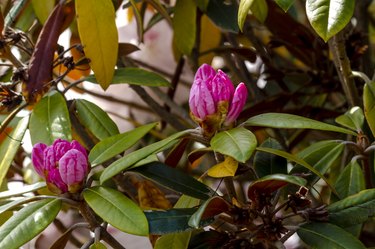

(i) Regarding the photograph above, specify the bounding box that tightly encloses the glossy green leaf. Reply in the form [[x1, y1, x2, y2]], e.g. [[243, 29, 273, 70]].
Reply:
[[249, 0, 268, 23], [363, 81, 375, 137], [188, 196, 229, 228], [206, 0, 238, 33], [83, 186, 148, 236], [172, 0, 196, 55], [210, 127, 257, 163], [0, 182, 46, 199], [0, 116, 28, 187], [0, 199, 61, 249], [248, 174, 306, 201], [254, 138, 287, 178], [75, 99, 119, 140], [297, 222, 366, 249], [335, 161, 365, 199], [145, 208, 197, 234], [244, 113, 356, 135], [89, 122, 157, 166], [238, 0, 253, 32], [255, 147, 336, 193], [306, 0, 355, 42], [154, 232, 191, 249], [29, 91, 72, 145], [90, 242, 107, 249], [76, 0, 118, 89], [275, 0, 295, 11], [0, 196, 41, 215], [31, 0, 55, 24], [131, 162, 214, 200], [100, 130, 188, 183], [328, 189, 375, 227], [335, 107, 364, 132], [85, 68, 170, 87]]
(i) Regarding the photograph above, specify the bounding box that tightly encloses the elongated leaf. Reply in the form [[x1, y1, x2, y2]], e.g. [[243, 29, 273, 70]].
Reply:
[[0, 199, 61, 249], [154, 232, 191, 249], [247, 174, 306, 201], [210, 127, 257, 163], [31, 0, 55, 24], [244, 113, 356, 135], [255, 147, 335, 193], [0, 116, 28, 187], [206, 0, 238, 32], [0, 182, 46, 199], [297, 222, 366, 249], [100, 130, 188, 183], [188, 196, 229, 228], [328, 189, 375, 227], [85, 68, 170, 87], [334, 161, 365, 199], [29, 91, 71, 145], [238, 0, 254, 32], [172, 0, 196, 55], [83, 186, 148, 236], [249, 0, 268, 23], [254, 138, 287, 178], [306, 0, 355, 42], [275, 0, 295, 11], [335, 107, 364, 132], [75, 99, 119, 140], [363, 82, 375, 137], [89, 122, 157, 166], [76, 0, 118, 89], [131, 162, 214, 200]]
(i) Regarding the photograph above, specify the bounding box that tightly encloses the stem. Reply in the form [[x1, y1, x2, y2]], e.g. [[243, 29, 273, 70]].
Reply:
[[362, 157, 374, 188], [328, 31, 361, 107]]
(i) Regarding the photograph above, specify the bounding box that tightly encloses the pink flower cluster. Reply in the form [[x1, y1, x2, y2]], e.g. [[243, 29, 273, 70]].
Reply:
[[32, 139, 89, 194], [189, 64, 248, 132]]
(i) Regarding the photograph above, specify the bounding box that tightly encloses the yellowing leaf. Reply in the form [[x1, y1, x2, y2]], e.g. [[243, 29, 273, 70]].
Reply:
[[137, 180, 172, 210], [207, 156, 238, 178], [199, 15, 221, 65], [75, 0, 118, 89], [31, 0, 55, 24]]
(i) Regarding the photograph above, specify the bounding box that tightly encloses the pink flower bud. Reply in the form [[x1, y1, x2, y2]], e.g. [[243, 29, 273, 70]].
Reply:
[[31, 143, 47, 177], [225, 83, 248, 126], [46, 168, 68, 194]]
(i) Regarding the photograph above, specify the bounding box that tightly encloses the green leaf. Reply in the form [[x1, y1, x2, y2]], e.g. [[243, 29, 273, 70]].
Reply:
[[335, 107, 364, 132], [154, 232, 191, 249], [210, 127, 257, 163], [364, 81, 375, 137], [255, 147, 336, 193], [206, 0, 238, 33], [306, 0, 355, 42], [0, 199, 61, 249], [85, 68, 170, 87], [0, 116, 28, 187], [172, 0, 196, 55], [0, 182, 46, 199], [328, 189, 375, 227], [75, 99, 119, 140], [244, 113, 356, 135], [0, 196, 41, 215], [247, 174, 306, 201], [131, 162, 214, 200], [100, 130, 188, 183], [297, 222, 366, 249], [89, 242, 107, 249], [89, 122, 157, 166], [250, 0, 268, 23], [75, 0, 118, 89], [188, 196, 229, 228], [254, 138, 287, 178], [29, 91, 72, 145], [238, 0, 253, 32], [275, 0, 295, 11], [83, 186, 148, 236], [31, 0, 55, 24], [334, 161, 365, 199]]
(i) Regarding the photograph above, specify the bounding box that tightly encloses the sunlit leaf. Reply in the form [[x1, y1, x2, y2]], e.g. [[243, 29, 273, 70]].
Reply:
[[83, 186, 148, 236], [29, 91, 72, 145], [207, 156, 238, 178], [85, 68, 170, 87], [76, 0, 118, 89], [0, 116, 28, 187], [363, 81, 375, 137], [245, 113, 356, 135], [89, 242, 107, 249], [0, 199, 61, 249], [0, 182, 46, 199], [306, 0, 355, 42], [334, 161, 365, 200], [172, 0, 196, 55], [335, 107, 364, 132], [75, 99, 119, 140], [297, 222, 366, 249], [199, 14, 221, 65], [210, 127, 257, 163], [238, 0, 254, 32], [154, 232, 191, 249], [249, 0, 268, 23], [31, 0, 55, 24]]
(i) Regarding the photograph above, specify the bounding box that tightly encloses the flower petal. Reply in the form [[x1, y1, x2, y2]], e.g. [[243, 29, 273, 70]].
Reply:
[[211, 70, 234, 103], [189, 79, 216, 119], [31, 143, 47, 177], [225, 83, 248, 125], [43, 146, 57, 172], [194, 63, 216, 83], [59, 149, 88, 186], [52, 139, 72, 161], [70, 140, 88, 159], [46, 168, 68, 194]]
